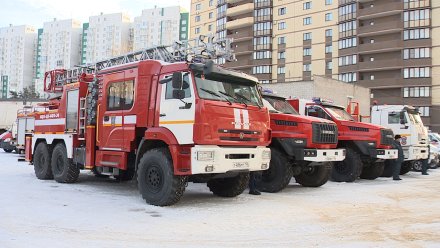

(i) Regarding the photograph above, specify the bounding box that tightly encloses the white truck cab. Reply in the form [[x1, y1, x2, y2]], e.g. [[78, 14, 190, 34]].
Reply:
[[371, 105, 429, 161]]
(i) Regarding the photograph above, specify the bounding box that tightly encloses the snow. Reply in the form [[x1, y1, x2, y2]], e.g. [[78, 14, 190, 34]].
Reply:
[[1, 150, 440, 247]]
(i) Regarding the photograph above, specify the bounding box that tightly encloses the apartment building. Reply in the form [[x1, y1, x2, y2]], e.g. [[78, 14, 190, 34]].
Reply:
[[35, 19, 82, 93], [0, 25, 36, 98], [337, 0, 439, 130], [83, 13, 132, 64], [133, 6, 189, 50]]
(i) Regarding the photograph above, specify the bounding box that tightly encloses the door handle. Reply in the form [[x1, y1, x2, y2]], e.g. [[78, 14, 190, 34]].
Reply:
[[160, 113, 166, 117]]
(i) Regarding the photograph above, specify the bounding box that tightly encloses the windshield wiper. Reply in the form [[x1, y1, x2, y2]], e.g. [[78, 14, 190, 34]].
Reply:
[[200, 88, 232, 105], [236, 93, 262, 109], [218, 91, 247, 107]]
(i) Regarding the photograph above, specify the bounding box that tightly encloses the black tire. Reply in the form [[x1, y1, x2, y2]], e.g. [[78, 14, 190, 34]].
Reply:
[[51, 143, 80, 183], [429, 162, 438, 169], [400, 161, 412, 175], [256, 149, 292, 193], [137, 148, 187, 206], [331, 147, 362, 182], [295, 162, 331, 187], [411, 160, 423, 172], [381, 160, 393, 177], [33, 142, 53, 180], [360, 162, 385, 180], [3, 149, 12, 153], [207, 172, 249, 197]]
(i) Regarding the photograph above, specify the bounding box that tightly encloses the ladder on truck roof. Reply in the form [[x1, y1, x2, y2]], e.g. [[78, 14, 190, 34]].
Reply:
[[44, 34, 235, 93]]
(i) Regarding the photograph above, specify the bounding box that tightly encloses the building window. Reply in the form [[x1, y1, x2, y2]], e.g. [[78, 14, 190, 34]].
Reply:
[[417, 106, 430, 117], [195, 27, 200, 34], [303, 17, 312, 25], [326, 0, 333, 5], [326, 61, 333, 70], [255, 8, 272, 22], [278, 36, 286, 44], [338, 55, 357, 66], [304, 1, 312, 10], [403, 67, 431, 78], [403, 86, 430, 98], [278, 22, 286, 30], [325, 45, 332, 54], [404, 9, 430, 28], [303, 32, 312, 41], [209, 0, 213, 7], [254, 21, 272, 35], [404, 0, 430, 9], [252, 65, 272, 74], [196, 3, 201, 10], [209, 12, 213, 19], [278, 7, 286, 16], [339, 20, 356, 37], [403, 48, 430, 59], [278, 51, 285, 59], [278, 67, 285, 74], [303, 48, 312, 56], [253, 36, 272, 50], [338, 72, 357, 82], [338, 37, 357, 49], [325, 13, 333, 21], [253, 51, 272, 60], [303, 63, 312, 72], [208, 24, 213, 31], [195, 16, 201, 22], [325, 29, 333, 37], [404, 28, 430, 40]]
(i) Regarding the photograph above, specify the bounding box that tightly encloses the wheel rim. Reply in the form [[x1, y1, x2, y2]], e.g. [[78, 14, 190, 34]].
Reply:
[[303, 166, 316, 176], [413, 161, 422, 170], [145, 165, 164, 193]]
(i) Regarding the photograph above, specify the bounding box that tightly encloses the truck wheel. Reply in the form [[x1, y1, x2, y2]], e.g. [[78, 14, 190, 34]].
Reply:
[[256, 149, 292, 193], [411, 160, 423, 172], [400, 161, 412, 175], [3, 148, 12, 153], [331, 148, 362, 182], [33, 142, 53, 180], [360, 162, 385, 180], [51, 143, 80, 183], [137, 148, 187, 206], [295, 162, 331, 187], [381, 160, 393, 177], [207, 172, 249, 197]]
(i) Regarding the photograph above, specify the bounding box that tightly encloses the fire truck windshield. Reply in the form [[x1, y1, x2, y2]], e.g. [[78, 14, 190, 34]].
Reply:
[[263, 96, 298, 115], [195, 76, 263, 107], [325, 106, 355, 121]]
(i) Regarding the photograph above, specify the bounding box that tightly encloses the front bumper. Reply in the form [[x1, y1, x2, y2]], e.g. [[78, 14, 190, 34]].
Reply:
[[404, 146, 429, 161], [190, 145, 271, 174], [375, 149, 398, 160], [294, 148, 346, 162]]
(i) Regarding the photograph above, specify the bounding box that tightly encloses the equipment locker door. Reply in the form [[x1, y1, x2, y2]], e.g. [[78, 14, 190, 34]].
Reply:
[[158, 72, 196, 144]]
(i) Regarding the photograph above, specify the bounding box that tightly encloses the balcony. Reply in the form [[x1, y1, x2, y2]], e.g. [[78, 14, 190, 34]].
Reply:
[[228, 28, 253, 42], [358, 39, 403, 54], [226, 17, 253, 30], [358, 2, 403, 20], [402, 58, 432, 68], [358, 21, 403, 37], [358, 59, 403, 72], [358, 77, 432, 89], [227, 3, 253, 17]]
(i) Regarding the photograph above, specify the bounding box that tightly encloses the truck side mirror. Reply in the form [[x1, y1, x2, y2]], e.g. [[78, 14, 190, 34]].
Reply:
[[172, 72, 183, 89], [172, 89, 185, 100]]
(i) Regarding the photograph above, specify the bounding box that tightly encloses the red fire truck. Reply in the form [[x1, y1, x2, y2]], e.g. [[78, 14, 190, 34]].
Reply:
[[27, 36, 271, 206], [289, 98, 397, 182], [256, 92, 345, 192]]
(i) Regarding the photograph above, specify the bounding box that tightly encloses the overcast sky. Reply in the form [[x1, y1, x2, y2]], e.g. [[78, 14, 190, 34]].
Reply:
[[0, 0, 191, 28]]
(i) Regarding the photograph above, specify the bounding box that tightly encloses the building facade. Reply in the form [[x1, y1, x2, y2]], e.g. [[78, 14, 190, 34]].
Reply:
[[133, 6, 189, 50], [35, 19, 82, 93], [0, 25, 36, 98], [83, 13, 132, 64]]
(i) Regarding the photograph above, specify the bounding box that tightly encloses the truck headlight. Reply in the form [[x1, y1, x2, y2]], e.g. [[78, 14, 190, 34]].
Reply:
[[262, 150, 271, 160], [197, 151, 214, 161]]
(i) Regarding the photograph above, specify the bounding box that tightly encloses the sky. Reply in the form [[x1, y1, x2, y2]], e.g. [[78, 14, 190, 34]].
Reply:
[[0, 0, 191, 28]]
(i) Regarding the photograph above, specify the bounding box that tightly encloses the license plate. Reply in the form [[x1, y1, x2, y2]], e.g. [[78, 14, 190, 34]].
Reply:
[[326, 156, 336, 161], [233, 162, 249, 168]]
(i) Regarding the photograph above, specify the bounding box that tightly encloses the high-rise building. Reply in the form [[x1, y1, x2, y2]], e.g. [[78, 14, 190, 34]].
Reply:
[[0, 25, 36, 98], [133, 6, 189, 50], [83, 13, 132, 64], [35, 19, 82, 93], [338, 0, 439, 130]]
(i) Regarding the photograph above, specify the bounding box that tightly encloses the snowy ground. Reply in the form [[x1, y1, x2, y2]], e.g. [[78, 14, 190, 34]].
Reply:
[[0, 151, 439, 248]]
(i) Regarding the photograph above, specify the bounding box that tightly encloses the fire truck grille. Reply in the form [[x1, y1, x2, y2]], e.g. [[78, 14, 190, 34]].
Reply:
[[312, 123, 338, 144], [348, 126, 370, 132], [380, 129, 394, 146]]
